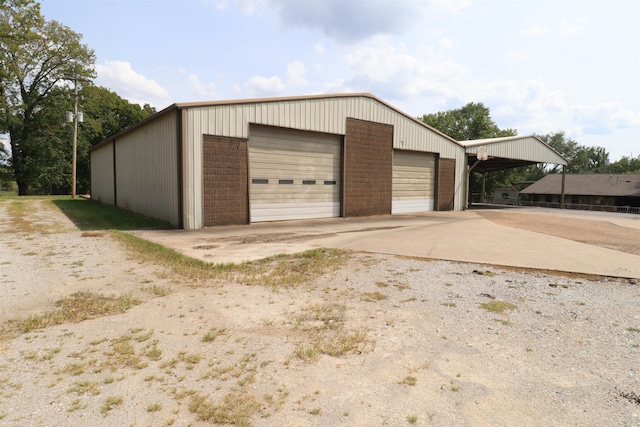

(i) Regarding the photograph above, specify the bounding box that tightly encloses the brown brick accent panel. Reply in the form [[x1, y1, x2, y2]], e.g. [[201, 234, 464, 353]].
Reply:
[[203, 135, 249, 226], [437, 158, 456, 211], [344, 118, 393, 217]]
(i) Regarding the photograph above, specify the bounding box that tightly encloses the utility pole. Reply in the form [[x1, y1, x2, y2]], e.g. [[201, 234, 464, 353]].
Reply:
[[66, 78, 84, 198], [72, 78, 78, 198]]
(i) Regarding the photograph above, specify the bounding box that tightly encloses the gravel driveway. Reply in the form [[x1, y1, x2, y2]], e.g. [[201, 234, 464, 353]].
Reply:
[[0, 199, 639, 426]]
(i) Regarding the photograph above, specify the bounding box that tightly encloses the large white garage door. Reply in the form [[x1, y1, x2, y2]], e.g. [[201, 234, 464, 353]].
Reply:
[[249, 125, 342, 222], [392, 150, 436, 214]]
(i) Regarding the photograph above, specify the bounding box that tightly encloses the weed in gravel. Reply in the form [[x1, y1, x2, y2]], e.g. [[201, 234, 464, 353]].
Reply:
[[402, 376, 417, 386], [361, 291, 388, 302], [202, 327, 227, 342], [147, 403, 162, 412], [479, 300, 517, 313], [627, 327, 640, 333], [493, 318, 512, 326], [67, 398, 87, 412], [295, 330, 368, 361], [189, 391, 261, 425], [144, 285, 173, 297], [101, 395, 123, 415], [441, 302, 456, 307], [407, 414, 418, 424], [12, 292, 142, 334], [68, 380, 100, 396]]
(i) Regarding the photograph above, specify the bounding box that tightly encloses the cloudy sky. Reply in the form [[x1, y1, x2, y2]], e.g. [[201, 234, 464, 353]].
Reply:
[[38, 0, 639, 161]]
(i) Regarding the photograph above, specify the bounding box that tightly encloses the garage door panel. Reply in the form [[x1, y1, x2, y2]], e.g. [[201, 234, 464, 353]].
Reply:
[[249, 125, 342, 222], [392, 150, 435, 214], [251, 202, 340, 222]]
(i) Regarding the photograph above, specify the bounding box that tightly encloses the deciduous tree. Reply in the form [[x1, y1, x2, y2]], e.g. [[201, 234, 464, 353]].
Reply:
[[0, 0, 95, 195]]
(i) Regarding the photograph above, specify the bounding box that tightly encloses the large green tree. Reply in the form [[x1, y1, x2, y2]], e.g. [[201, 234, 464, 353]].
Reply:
[[420, 102, 517, 141], [0, 0, 95, 195], [420, 102, 523, 196]]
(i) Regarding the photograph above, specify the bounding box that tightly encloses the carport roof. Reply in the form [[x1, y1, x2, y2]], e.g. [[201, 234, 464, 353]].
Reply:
[[460, 135, 568, 173]]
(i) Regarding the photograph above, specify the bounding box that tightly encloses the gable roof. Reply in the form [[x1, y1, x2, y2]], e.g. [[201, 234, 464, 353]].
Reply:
[[460, 135, 567, 172], [520, 174, 640, 197]]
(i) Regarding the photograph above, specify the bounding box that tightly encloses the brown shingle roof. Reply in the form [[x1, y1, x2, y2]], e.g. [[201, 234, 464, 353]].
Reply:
[[520, 174, 640, 197]]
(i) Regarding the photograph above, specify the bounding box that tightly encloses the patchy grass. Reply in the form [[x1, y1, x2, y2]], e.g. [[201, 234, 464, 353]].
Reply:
[[479, 301, 517, 313], [3, 198, 69, 234], [401, 376, 417, 386], [189, 391, 261, 425], [52, 198, 170, 231], [202, 327, 227, 342], [295, 330, 369, 361], [5, 292, 141, 336], [111, 231, 350, 288], [361, 292, 388, 302], [101, 395, 123, 415]]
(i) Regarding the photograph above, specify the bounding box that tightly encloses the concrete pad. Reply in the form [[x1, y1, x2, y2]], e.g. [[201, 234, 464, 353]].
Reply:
[[135, 209, 640, 279]]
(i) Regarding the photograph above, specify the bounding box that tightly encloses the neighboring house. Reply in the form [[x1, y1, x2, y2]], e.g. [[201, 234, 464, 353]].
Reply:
[[89, 93, 567, 229], [520, 174, 640, 208]]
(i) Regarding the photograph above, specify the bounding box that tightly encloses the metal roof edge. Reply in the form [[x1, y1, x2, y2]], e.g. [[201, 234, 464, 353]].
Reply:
[[91, 93, 462, 152], [460, 135, 568, 165], [89, 104, 179, 152]]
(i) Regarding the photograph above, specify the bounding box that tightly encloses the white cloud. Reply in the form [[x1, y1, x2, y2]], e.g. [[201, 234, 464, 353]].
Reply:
[[96, 60, 171, 108], [427, 0, 473, 14], [313, 43, 325, 55], [287, 60, 308, 86], [178, 68, 218, 100], [560, 17, 588, 37], [341, 39, 468, 100], [237, 0, 266, 14], [244, 75, 286, 96], [520, 25, 550, 37]]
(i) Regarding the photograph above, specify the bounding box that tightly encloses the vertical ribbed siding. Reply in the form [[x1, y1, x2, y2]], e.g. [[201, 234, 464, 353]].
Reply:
[[89, 141, 115, 205], [184, 95, 467, 228], [115, 111, 180, 226]]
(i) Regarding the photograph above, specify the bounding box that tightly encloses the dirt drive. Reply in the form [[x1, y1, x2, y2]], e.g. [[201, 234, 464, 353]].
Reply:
[[0, 199, 639, 426]]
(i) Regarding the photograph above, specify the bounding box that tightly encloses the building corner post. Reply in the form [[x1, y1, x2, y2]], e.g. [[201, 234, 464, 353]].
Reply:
[[560, 165, 566, 208]]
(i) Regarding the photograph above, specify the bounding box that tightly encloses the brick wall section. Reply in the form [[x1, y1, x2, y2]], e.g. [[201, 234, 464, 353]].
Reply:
[[344, 118, 393, 217], [437, 158, 456, 211], [203, 135, 249, 226]]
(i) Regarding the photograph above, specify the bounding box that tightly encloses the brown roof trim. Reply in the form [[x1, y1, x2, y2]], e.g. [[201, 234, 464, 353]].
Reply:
[[90, 93, 461, 152]]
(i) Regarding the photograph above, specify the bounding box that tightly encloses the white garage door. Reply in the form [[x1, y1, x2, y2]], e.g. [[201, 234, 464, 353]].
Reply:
[[392, 150, 436, 214], [249, 125, 342, 222]]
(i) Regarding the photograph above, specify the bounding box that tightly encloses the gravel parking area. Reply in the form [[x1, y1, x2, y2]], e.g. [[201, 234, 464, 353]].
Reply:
[[0, 199, 639, 426]]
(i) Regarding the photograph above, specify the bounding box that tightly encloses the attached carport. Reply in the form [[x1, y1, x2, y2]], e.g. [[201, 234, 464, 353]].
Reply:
[[459, 136, 568, 208]]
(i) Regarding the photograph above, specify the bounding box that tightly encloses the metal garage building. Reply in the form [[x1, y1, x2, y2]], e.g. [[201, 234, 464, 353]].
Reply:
[[89, 93, 566, 229]]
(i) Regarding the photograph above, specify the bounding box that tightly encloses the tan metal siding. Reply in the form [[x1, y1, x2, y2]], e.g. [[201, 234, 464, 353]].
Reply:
[[392, 150, 436, 213], [184, 96, 467, 228], [115, 111, 180, 226], [90, 141, 115, 205]]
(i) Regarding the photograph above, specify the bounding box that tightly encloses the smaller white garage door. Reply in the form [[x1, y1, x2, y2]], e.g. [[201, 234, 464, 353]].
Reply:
[[249, 125, 342, 222], [392, 150, 436, 214]]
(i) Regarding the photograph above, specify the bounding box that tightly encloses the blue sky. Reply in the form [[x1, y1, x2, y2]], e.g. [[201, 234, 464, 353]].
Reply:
[[37, 0, 639, 161]]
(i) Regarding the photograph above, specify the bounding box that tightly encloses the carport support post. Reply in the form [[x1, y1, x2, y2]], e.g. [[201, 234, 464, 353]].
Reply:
[[560, 165, 566, 208], [481, 172, 486, 204]]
